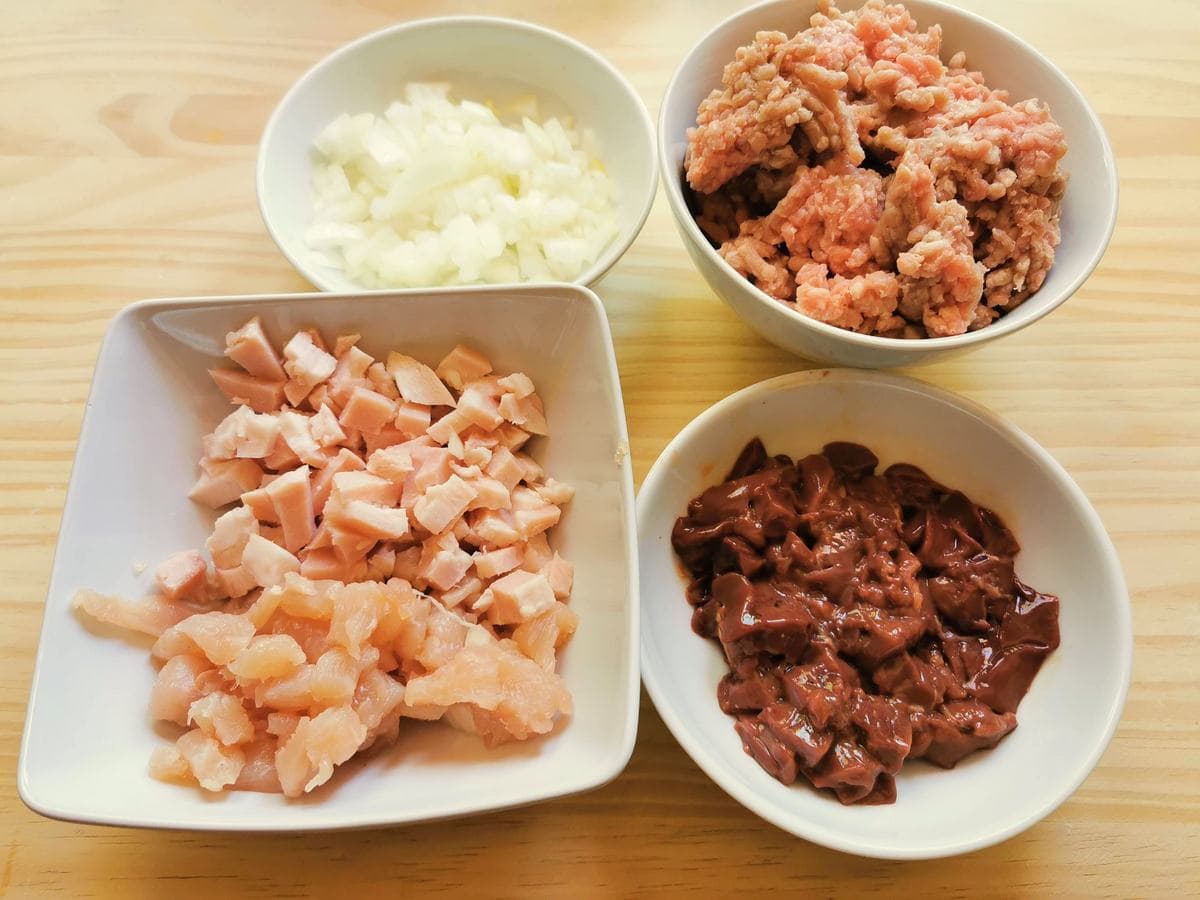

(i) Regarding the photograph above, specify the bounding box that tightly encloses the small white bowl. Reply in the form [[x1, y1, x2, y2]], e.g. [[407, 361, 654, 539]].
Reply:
[[258, 16, 657, 292], [19, 284, 639, 831], [638, 370, 1131, 858], [659, 0, 1118, 368]]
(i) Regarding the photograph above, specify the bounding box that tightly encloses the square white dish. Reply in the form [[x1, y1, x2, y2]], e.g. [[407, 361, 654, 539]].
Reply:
[[19, 283, 638, 830]]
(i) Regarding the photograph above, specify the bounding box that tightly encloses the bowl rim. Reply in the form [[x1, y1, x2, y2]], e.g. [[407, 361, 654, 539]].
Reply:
[[19, 283, 641, 831], [637, 367, 1132, 859], [657, 0, 1119, 352], [256, 15, 658, 293]]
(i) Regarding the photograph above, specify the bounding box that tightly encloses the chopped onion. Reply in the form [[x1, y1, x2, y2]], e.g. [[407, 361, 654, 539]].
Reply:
[[305, 83, 620, 288]]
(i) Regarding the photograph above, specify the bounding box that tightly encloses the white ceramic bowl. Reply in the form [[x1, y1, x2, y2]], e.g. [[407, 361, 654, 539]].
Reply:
[[20, 284, 638, 831], [638, 370, 1131, 858], [660, 0, 1118, 368], [258, 17, 657, 292]]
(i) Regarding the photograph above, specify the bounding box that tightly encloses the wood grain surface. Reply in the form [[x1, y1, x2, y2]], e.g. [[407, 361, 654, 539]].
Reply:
[[2, 0, 1198, 895]]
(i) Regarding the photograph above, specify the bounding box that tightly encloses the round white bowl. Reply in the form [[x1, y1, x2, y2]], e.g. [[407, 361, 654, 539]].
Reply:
[[638, 370, 1131, 858], [258, 17, 657, 292], [659, 0, 1118, 368]]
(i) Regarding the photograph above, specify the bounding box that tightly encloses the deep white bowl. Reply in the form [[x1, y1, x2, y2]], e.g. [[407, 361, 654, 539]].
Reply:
[[258, 16, 657, 292], [638, 370, 1131, 858], [659, 0, 1118, 368], [20, 284, 639, 831]]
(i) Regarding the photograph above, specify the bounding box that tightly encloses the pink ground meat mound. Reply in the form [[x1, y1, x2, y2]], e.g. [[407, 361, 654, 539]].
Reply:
[[685, 0, 1068, 337]]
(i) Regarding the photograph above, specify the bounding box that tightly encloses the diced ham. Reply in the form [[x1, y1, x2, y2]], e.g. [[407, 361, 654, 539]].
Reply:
[[410, 446, 455, 494], [514, 452, 545, 484], [281, 331, 337, 404], [206, 407, 280, 460], [473, 546, 522, 579], [465, 476, 511, 511], [330, 470, 401, 507], [471, 509, 520, 548], [435, 344, 493, 392], [155, 551, 208, 602], [329, 346, 374, 405], [367, 545, 396, 581], [497, 372, 535, 399], [440, 575, 482, 609], [494, 422, 531, 450], [242, 534, 301, 589], [392, 545, 422, 583], [366, 362, 400, 400], [328, 525, 376, 565], [362, 427, 408, 455], [176, 728, 245, 792], [366, 445, 414, 484], [413, 475, 477, 535], [188, 692, 255, 746], [520, 533, 555, 571], [485, 446, 525, 492], [300, 547, 347, 581], [425, 409, 470, 444], [463, 442, 492, 469], [150, 654, 213, 725], [262, 437, 301, 472], [216, 565, 258, 599], [394, 402, 432, 436], [418, 533, 473, 592], [498, 392, 548, 435], [333, 334, 361, 356], [486, 570, 557, 625], [339, 386, 397, 436], [309, 404, 346, 447], [386, 352, 456, 407], [541, 553, 574, 599], [457, 379, 504, 430], [514, 502, 561, 540], [277, 410, 324, 467], [334, 500, 409, 541], [239, 487, 278, 524], [263, 466, 316, 553], [306, 383, 337, 415], [224, 317, 286, 381], [310, 448, 366, 515], [209, 369, 286, 415], [533, 478, 575, 505], [189, 458, 262, 508]]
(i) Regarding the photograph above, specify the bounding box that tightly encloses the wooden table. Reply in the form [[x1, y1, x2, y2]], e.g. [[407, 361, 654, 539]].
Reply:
[[3, 0, 1197, 894]]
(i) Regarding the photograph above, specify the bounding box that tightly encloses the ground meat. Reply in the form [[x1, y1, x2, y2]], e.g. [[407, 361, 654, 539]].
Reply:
[[684, 0, 1068, 338], [671, 439, 1060, 805]]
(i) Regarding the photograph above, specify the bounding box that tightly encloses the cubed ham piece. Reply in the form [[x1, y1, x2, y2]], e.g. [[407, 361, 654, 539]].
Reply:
[[328, 525, 376, 565], [278, 410, 324, 467], [498, 392, 548, 435], [155, 551, 208, 602], [394, 402, 432, 437], [362, 427, 408, 456], [334, 500, 409, 541], [418, 533, 473, 593], [541, 553, 574, 600], [262, 437, 301, 472], [264, 466, 316, 553], [410, 447, 455, 494], [216, 565, 257, 599], [497, 372, 535, 399], [309, 404, 346, 447], [425, 408, 470, 444], [485, 570, 557, 625], [392, 545, 422, 583], [440, 575, 483, 609], [457, 380, 504, 430], [366, 362, 400, 400], [473, 545, 522, 579], [224, 317, 286, 381], [365, 445, 414, 484], [338, 386, 397, 436], [533, 478, 575, 505], [465, 476, 511, 511], [329, 345, 374, 404], [299, 547, 350, 582], [520, 533, 555, 571], [333, 333, 360, 356], [514, 503, 561, 540], [435, 344, 493, 392], [206, 407, 280, 460], [493, 423, 531, 450], [239, 487, 278, 524], [413, 475, 478, 534], [189, 458, 262, 508], [471, 509, 520, 548], [306, 383, 337, 415], [310, 448, 367, 515], [330, 470, 401, 508], [514, 452, 544, 484], [485, 446, 525, 492], [386, 352, 456, 407], [281, 331, 337, 403], [209, 369, 286, 415], [241, 533, 300, 589], [367, 545, 396, 582], [207, 506, 259, 569], [462, 442, 492, 469]]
